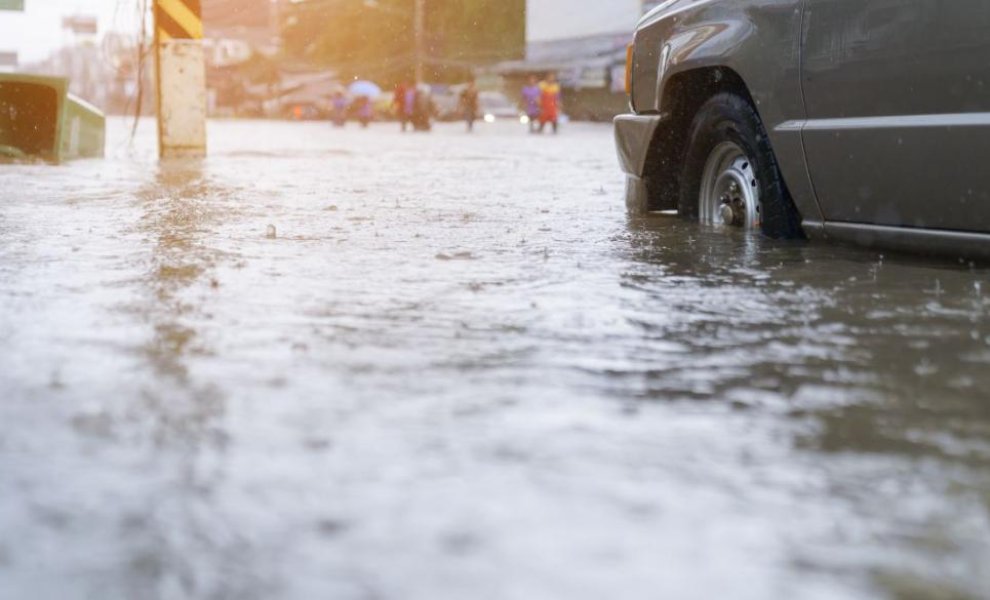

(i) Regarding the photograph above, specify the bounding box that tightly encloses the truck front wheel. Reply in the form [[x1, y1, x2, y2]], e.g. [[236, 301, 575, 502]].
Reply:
[[678, 93, 803, 239]]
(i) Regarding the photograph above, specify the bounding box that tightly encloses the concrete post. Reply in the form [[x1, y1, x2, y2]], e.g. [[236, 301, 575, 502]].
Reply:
[[154, 0, 207, 159]]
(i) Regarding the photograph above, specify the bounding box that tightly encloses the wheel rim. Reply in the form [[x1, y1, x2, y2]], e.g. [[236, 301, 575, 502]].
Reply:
[[699, 142, 761, 230]]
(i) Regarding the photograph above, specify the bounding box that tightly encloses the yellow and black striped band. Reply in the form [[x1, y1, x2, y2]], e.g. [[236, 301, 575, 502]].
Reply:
[[156, 0, 202, 41]]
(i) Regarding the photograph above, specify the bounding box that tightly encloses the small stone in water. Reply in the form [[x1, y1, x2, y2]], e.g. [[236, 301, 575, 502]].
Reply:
[[266, 225, 277, 239]]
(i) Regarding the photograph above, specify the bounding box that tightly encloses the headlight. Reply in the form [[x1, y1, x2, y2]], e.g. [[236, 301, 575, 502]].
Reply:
[[484, 114, 496, 123], [520, 115, 530, 125]]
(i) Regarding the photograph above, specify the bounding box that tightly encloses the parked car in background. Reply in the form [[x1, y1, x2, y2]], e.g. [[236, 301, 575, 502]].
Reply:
[[434, 86, 521, 124], [478, 91, 522, 123], [433, 85, 462, 122], [616, 0, 990, 258], [285, 102, 325, 121]]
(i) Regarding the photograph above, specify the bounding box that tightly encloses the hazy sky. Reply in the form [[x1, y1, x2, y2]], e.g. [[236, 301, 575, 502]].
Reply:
[[527, 0, 642, 41], [0, 0, 643, 65], [0, 0, 139, 63]]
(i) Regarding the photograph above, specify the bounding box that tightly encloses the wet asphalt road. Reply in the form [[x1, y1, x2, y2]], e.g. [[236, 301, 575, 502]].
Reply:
[[1, 118, 989, 600]]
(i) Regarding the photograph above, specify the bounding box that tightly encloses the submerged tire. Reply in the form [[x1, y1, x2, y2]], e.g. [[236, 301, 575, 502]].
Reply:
[[679, 93, 803, 239]]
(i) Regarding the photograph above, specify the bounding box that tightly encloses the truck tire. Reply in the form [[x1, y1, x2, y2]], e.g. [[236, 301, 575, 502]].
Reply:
[[678, 93, 803, 239]]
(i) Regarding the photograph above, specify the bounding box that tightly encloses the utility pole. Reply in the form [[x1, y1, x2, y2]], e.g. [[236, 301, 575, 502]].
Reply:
[[362, 0, 424, 81], [153, 0, 207, 159], [270, 0, 281, 52], [413, 0, 425, 84]]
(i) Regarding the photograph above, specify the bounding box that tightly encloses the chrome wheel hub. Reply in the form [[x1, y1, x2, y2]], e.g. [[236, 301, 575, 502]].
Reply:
[[699, 142, 761, 230]]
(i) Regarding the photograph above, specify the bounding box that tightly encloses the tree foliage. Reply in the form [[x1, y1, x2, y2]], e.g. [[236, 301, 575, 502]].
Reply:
[[280, 0, 525, 84]]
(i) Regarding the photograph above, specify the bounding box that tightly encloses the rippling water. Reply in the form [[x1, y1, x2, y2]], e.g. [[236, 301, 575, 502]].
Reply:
[[1, 118, 988, 599]]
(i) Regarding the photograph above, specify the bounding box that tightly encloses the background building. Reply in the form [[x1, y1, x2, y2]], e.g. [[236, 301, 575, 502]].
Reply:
[[201, 0, 281, 117], [527, 0, 643, 42], [498, 0, 651, 120], [204, 0, 280, 64], [1, 0, 647, 119]]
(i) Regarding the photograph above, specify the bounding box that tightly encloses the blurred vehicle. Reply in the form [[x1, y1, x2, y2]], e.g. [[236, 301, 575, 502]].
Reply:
[[374, 92, 396, 120], [277, 74, 336, 121], [617, 1, 990, 258], [436, 87, 521, 123], [285, 102, 325, 121], [478, 91, 521, 123], [433, 85, 462, 121]]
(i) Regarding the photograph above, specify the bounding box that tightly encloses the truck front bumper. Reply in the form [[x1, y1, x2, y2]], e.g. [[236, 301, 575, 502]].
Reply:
[[614, 114, 664, 177], [614, 113, 666, 212]]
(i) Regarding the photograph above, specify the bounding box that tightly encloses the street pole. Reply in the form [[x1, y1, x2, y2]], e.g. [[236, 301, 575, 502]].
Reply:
[[153, 0, 207, 159], [270, 0, 281, 52], [413, 0, 425, 84]]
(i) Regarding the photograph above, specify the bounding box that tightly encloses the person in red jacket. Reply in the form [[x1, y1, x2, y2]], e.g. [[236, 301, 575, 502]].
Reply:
[[538, 73, 562, 134], [394, 82, 413, 132]]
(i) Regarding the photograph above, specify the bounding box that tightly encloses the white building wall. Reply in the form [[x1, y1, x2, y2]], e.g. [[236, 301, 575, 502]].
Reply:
[[527, 0, 643, 42]]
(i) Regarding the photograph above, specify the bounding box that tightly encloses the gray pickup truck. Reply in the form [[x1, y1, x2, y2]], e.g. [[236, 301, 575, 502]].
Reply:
[[616, 0, 990, 257]]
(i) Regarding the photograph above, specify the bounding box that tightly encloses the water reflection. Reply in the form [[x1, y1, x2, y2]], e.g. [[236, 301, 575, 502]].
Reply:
[[622, 213, 990, 598], [123, 160, 241, 597], [1, 120, 987, 599], [138, 160, 218, 381]]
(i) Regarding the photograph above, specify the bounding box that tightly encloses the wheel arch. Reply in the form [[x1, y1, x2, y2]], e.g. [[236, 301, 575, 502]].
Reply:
[[640, 66, 756, 212], [632, 0, 821, 223]]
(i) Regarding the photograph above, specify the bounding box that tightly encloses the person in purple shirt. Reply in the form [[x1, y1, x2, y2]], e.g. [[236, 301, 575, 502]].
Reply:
[[521, 75, 541, 133]]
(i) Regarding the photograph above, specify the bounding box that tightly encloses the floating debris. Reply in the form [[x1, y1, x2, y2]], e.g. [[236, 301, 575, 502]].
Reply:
[[435, 251, 475, 261]]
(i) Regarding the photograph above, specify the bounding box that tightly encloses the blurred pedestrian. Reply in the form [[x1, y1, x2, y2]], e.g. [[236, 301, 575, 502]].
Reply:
[[538, 73, 562, 134], [460, 81, 480, 132], [394, 82, 410, 132], [331, 90, 348, 127], [393, 82, 405, 125], [354, 96, 373, 128], [521, 75, 541, 133], [400, 83, 416, 132], [412, 84, 434, 132]]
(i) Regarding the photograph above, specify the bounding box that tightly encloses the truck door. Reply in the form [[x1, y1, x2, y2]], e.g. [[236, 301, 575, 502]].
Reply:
[[801, 0, 990, 232]]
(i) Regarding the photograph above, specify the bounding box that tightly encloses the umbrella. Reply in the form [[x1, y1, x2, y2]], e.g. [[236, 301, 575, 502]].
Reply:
[[348, 80, 382, 99]]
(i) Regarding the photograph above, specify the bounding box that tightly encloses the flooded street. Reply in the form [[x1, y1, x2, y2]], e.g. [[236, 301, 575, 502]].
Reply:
[[1, 118, 989, 599]]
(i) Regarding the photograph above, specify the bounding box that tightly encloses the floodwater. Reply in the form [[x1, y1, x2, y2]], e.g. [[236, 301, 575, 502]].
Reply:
[[1, 118, 988, 600]]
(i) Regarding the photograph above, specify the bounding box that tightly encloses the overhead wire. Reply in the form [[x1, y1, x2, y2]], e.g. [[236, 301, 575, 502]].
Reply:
[[129, 0, 150, 143]]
